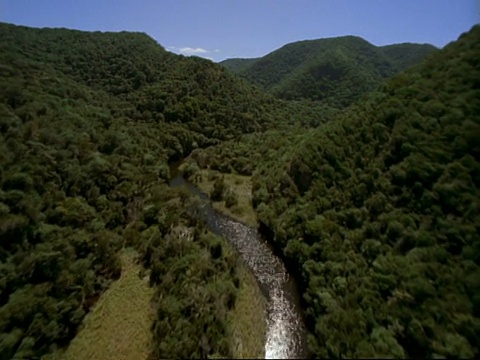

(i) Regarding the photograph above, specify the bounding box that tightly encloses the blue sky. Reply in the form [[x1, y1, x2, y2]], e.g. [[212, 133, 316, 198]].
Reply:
[[2, 0, 478, 62]]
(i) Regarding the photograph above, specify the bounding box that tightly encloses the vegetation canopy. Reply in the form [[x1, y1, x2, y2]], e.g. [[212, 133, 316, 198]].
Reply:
[[221, 36, 437, 108], [0, 20, 478, 360], [249, 25, 480, 359]]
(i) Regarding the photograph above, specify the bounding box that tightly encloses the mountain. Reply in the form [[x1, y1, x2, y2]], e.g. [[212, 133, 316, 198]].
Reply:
[[381, 42, 440, 71], [220, 57, 259, 73], [221, 36, 437, 108], [0, 23, 276, 142], [250, 25, 480, 358], [1, 23, 331, 159]]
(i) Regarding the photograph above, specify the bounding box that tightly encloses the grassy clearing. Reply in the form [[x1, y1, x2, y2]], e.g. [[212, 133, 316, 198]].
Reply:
[[194, 169, 258, 228], [230, 261, 267, 359], [62, 249, 154, 360]]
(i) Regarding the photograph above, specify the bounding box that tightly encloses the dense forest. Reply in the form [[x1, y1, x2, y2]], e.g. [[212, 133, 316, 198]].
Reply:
[[1, 19, 478, 360], [221, 36, 437, 108], [0, 22, 309, 359], [219, 58, 259, 74], [245, 25, 479, 358]]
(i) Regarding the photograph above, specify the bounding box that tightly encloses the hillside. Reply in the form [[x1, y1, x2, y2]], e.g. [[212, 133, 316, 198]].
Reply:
[[0, 22, 314, 359], [220, 58, 259, 73], [221, 36, 437, 108], [247, 25, 480, 358], [381, 42, 439, 71]]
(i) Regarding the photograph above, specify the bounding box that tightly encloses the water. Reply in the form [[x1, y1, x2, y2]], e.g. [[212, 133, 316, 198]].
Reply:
[[170, 174, 307, 359]]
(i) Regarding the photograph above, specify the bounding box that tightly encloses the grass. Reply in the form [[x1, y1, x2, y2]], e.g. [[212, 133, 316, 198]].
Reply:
[[194, 169, 258, 228], [230, 260, 267, 359], [61, 248, 155, 360], [186, 167, 266, 357]]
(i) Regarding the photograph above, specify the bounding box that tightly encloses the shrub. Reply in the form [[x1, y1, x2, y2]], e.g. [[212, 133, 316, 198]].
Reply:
[[224, 190, 238, 208]]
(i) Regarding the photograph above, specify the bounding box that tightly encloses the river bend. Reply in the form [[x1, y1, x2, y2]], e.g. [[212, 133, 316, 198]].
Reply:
[[170, 174, 307, 359]]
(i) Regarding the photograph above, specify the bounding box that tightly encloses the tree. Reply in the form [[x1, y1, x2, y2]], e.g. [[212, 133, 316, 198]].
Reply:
[[210, 176, 225, 201], [224, 189, 238, 208]]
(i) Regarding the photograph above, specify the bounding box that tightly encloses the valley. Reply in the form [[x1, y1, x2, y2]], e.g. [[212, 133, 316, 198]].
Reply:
[[0, 20, 479, 360]]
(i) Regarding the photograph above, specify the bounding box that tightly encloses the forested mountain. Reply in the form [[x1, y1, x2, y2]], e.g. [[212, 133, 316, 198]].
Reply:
[[248, 25, 480, 358], [221, 36, 437, 108], [0, 22, 326, 359], [0, 23, 329, 158], [380, 43, 438, 71], [220, 58, 259, 73]]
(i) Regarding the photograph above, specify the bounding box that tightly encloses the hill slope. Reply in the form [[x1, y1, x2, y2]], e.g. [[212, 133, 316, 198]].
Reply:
[[220, 58, 259, 73], [0, 23, 328, 158], [222, 36, 437, 107], [251, 25, 480, 358]]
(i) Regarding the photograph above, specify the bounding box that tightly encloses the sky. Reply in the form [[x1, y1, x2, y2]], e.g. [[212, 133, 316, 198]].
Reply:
[[1, 0, 478, 62]]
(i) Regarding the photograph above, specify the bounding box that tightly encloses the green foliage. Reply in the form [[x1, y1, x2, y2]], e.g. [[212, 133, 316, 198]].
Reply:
[[134, 192, 240, 358], [224, 190, 239, 208], [0, 22, 327, 166], [220, 57, 259, 73], [180, 158, 200, 180], [251, 25, 480, 358], [223, 35, 437, 107], [1, 19, 476, 360], [0, 22, 277, 359], [211, 176, 226, 201]]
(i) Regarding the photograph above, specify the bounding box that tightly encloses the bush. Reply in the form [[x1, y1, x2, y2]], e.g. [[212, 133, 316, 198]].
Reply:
[[224, 190, 238, 208], [180, 159, 200, 180], [210, 176, 225, 201]]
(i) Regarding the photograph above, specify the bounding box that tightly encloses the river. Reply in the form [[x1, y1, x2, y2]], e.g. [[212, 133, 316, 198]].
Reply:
[[169, 172, 308, 359]]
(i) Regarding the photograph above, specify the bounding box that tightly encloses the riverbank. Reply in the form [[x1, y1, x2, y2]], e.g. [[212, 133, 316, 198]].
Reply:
[[170, 165, 308, 358], [62, 249, 154, 360], [230, 260, 267, 358], [192, 169, 258, 228], [190, 170, 268, 357], [170, 164, 267, 356]]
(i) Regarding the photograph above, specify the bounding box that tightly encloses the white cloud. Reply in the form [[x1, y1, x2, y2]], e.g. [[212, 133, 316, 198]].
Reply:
[[166, 46, 219, 61], [178, 47, 208, 55]]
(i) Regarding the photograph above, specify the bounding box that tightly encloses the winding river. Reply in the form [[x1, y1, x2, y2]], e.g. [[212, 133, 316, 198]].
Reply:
[[170, 172, 308, 359]]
